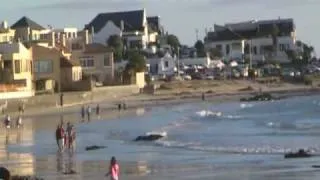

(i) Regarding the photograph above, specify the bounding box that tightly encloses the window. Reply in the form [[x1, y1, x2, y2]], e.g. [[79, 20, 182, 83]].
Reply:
[[79, 56, 94, 67], [104, 55, 110, 66], [226, 44, 230, 55], [253, 46, 257, 55], [14, 60, 21, 73], [72, 43, 82, 50], [34, 60, 53, 73], [164, 61, 169, 68]]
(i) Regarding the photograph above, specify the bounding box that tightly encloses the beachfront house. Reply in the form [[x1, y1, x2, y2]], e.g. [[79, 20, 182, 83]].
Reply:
[[31, 45, 64, 93], [146, 52, 176, 76], [0, 42, 33, 92], [204, 18, 296, 64], [84, 9, 159, 49], [71, 43, 114, 85]]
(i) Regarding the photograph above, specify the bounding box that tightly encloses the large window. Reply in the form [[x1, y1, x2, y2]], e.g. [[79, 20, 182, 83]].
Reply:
[[79, 56, 94, 67], [14, 60, 21, 73], [34, 60, 53, 73]]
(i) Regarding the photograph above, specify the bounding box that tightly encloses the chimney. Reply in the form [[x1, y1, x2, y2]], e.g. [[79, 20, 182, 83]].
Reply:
[[1, 21, 8, 29], [91, 26, 95, 36], [50, 31, 55, 47], [84, 30, 89, 44], [120, 20, 124, 31], [60, 33, 66, 47]]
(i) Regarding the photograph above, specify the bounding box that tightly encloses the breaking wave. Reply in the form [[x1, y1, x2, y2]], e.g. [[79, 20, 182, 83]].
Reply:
[[154, 140, 316, 155], [196, 110, 223, 118]]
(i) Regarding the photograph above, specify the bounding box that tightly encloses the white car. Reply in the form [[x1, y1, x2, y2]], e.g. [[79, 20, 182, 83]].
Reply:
[[183, 75, 192, 80]]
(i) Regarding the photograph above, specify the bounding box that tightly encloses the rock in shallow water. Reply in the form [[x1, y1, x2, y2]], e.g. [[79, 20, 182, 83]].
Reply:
[[134, 134, 164, 141], [85, 145, 107, 151]]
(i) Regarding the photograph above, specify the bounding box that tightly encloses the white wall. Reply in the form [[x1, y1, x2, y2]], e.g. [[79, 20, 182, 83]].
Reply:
[[147, 53, 175, 75], [205, 40, 245, 60], [93, 21, 121, 45], [0, 91, 35, 100], [180, 57, 211, 67]]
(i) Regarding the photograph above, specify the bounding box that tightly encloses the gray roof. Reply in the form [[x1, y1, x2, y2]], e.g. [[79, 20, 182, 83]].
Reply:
[[11, 16, 45, 30], [206, 18, 295, 42], [85, 9, 145, 33]]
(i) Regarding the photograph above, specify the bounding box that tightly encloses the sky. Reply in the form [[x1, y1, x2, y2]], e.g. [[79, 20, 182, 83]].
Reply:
[[1, 0, 319, 55]]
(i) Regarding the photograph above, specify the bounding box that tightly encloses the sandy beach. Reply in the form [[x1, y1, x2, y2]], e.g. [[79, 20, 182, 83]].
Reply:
[[1, 80, 320, 179]]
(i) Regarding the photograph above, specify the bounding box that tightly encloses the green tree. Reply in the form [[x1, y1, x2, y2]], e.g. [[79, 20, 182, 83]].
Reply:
[[107, 35, 123, 61], [166, 34, 180, 54], [194, 40, 206, 57], [125, 51, 146, 73], [123, 51, 146, 83]]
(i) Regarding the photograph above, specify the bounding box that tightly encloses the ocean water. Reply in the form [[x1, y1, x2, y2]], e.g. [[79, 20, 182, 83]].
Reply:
[[3, 95, 320, 179]]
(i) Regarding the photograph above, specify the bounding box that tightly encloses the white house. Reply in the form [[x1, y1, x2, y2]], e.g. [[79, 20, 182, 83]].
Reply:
[[180, 56, 212, 67], [204, 18, 296, 63], [85, 9, 161, 49], [146, 52, 175, 76]]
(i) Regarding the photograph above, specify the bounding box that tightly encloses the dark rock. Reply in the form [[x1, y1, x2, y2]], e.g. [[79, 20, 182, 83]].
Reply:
[[85, 145, 106, 151], [284, 149, 312, 159], [240, 93, 278, 102], [134, 134, 164, 141]]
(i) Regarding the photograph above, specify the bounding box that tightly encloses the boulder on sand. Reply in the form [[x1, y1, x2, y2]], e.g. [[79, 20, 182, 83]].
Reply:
[[85, 145, 107, 151], [284, 149, 312, 159]]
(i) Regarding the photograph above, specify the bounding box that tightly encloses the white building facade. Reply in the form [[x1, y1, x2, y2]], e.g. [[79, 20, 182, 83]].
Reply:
[[85, 9, 160, 50], [204, 19, 296, 63]]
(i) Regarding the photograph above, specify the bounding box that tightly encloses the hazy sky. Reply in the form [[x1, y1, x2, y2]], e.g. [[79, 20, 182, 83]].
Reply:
[[1, 0, 319, 54]]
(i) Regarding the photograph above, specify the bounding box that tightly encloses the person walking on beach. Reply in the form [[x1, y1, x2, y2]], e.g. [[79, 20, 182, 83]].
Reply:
[[4, 114, 11, 129], [96, 104, 100, 117], [68, 125, 76, 151], [16, 115, 22, 129], [81, 105, 85, 122], [87, 105, 92, 122], [106, 156, 119, 180], [18, 102, 25, 115], [56, 124, 65, 152]]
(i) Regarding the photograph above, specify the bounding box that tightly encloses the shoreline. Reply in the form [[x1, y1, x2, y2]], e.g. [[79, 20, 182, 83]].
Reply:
[[12, 86, 320, 119]]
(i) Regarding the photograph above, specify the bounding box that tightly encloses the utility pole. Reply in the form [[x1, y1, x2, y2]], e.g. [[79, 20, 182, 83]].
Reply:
[[177, 47, 180, 78], [195, 29, 199, 41]]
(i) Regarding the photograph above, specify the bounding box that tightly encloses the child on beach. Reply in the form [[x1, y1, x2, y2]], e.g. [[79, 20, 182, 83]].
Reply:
[[106, 156, 119, 180]]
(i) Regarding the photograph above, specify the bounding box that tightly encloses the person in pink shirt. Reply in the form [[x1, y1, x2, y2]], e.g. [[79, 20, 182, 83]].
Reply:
[[106, 156, 119, 180]]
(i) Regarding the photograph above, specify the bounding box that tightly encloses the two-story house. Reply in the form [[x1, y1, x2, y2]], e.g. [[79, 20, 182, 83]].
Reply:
[[0, 42, 33, 91], [71, 43, 114, 85], [204, 18, 296, 64], [85, 9, 158, 49]]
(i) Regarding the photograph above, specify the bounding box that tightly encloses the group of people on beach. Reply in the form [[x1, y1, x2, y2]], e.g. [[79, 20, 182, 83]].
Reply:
[[81, 104, 101, 122], [2, 103, 24, 129], [55, 122, 76, 152]]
